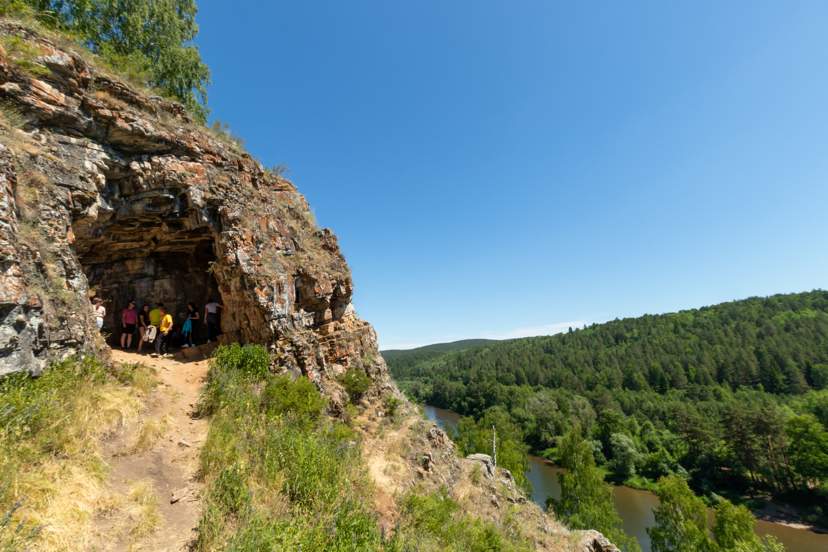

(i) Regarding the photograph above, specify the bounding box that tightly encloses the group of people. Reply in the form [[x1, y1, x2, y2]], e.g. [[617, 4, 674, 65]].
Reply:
[[94, 297, 224, 358]]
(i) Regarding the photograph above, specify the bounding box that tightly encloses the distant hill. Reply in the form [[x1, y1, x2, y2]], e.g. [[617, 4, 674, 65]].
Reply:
[[390, 291, 828, 406], [386, 290, 828, 513], [382, 339, 502, 374], [381, 339, 501, 359]]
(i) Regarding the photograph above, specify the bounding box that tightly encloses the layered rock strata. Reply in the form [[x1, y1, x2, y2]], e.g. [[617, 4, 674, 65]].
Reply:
[[0, 22, 385, 390]]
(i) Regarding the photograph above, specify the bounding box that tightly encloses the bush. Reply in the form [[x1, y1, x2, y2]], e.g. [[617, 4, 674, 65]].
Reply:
[[261, 374, 328, 426], [383, 395, 402, 418], [337, 368, 373, 402], [394, 487, 529, 551], [196, 350, 384, 551], [199, 343, 272, 415]]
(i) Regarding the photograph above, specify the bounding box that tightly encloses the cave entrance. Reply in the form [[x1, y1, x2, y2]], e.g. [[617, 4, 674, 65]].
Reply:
[[77, 225, 222, 346]]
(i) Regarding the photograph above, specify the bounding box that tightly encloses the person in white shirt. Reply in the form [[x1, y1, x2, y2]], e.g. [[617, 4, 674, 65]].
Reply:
[[92, 297, 106, 332], [204, 298, 223, 343]]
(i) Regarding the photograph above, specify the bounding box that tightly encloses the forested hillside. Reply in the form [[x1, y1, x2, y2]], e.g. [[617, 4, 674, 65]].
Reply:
[[391, 291, 828, 522], [382, 339, 500, 360]]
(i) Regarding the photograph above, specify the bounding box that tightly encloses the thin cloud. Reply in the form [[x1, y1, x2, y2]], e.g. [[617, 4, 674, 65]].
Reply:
[[478, 321, 586, 341], [378, 319, 598, 351], [378, 342, 434, 351]]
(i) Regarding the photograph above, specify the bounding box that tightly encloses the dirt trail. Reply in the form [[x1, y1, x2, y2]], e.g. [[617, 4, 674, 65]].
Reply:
[[90, 350, 211, 552]]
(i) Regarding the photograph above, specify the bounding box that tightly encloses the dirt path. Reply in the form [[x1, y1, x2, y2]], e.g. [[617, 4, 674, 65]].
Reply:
[[89, 350, 211, 552]]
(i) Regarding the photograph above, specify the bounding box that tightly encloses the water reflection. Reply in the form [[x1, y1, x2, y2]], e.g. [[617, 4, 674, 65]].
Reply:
[[420, 404, 826, 552]]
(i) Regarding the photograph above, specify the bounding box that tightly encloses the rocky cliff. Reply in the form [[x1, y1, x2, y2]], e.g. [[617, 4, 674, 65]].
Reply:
[[0, 21, 383, 389], [0, 22, 619, 552]]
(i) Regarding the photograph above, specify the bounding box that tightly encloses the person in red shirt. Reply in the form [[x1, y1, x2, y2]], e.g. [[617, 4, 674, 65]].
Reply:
[[121, 300, 138, 350]]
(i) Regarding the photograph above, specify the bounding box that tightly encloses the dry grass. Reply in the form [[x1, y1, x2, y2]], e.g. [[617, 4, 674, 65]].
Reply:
[[123, 412, 174, 454], [14, 167, 50, 220], [0, 358, 158, 551], [92, 89, 131, 110], [126, 479, 161, 542]]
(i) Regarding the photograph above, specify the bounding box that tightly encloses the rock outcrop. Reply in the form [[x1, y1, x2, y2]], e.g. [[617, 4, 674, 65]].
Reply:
[[0, 23, 620, 552], [0, 22, 385, 388]]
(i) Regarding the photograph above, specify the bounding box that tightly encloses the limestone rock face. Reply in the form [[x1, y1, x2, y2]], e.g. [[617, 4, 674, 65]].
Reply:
[[0, 23, 386, 387]]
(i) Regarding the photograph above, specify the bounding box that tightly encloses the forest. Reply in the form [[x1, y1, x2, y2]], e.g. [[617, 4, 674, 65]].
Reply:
[[389, 291, 828, 526]]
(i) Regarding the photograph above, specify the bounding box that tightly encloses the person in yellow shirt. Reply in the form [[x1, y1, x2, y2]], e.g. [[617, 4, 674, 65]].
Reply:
[[152, 307, 174, 357]]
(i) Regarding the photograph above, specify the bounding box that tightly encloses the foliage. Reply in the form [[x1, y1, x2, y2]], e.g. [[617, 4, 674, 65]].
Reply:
[[383, 395, 402, 418], [382, 338, 501, 360], [648, 476, 785, 552], [610, 433, 640, 479], [390, 291, 828, 513], [337, 367, 373, 403], [785, 414, 828, 487], [450, 409, 533, 495], [548, 426, 640, 552], [261, 373, 329, 424], [19, 0, 211, 120], [197, 343, 537, 551], [196, 344, 383, 551], [209, 119, 245, 149], [199, 343, 272, 415], [395, 486, 532, 552], [648, 475, 714, 552]]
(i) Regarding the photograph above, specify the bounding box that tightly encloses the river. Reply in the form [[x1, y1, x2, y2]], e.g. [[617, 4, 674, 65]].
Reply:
[[420, 404, 828, 552]]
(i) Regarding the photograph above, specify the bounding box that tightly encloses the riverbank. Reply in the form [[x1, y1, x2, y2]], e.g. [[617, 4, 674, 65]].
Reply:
[[753, 502, 828, 533], [421, 403, 828, 552], [540, 453, 828, 536]]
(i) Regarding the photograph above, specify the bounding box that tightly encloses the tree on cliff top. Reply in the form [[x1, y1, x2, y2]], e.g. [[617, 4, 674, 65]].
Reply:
[[19, 0, 211, 121]]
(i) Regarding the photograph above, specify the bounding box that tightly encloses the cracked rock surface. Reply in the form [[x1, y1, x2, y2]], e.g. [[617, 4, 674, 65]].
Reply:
[[0, 22, 388, 390]]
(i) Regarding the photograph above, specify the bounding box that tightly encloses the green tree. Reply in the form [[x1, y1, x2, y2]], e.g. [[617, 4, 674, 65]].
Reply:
[[712, 501, 785, 552], [648, 475, 714, 552], [786, 414, 828, 486], [453, 410, 532, 494], [610, 433, 640, 479], [25, 0, 211, 120], [811, 365, 828, 391], [548, 426, 641, 552]]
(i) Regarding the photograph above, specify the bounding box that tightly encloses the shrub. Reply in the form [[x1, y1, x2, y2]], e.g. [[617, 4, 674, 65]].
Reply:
[[196, 350, 384, 551], [337, 368, 373, 403], [261, 374, 328, 427], [383, 395, 402, 418], [394, 487, 528, 551], [199, 343, 272, 415]]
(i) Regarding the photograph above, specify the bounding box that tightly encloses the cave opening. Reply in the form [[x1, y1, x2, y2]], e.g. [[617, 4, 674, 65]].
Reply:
[[77, 223, 222, 346]]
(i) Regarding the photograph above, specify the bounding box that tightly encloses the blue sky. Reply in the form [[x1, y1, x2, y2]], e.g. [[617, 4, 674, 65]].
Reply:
[[195, 1, 828, 349]]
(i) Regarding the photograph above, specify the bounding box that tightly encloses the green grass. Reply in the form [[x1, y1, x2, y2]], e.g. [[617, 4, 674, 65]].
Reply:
[[195, 344, 541, 552]]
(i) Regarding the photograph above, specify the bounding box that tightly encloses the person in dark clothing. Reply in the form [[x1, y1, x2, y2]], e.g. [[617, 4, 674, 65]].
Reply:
[[182, 302, 200, 347], [204, 298, 223, 343], [137, 305, 150, 353], [120, 300, 138, 349], [152, 307, 174, 357]]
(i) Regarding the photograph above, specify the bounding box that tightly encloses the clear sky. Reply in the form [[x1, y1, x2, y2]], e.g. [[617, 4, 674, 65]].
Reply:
[[195, 1, 828, 350]]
